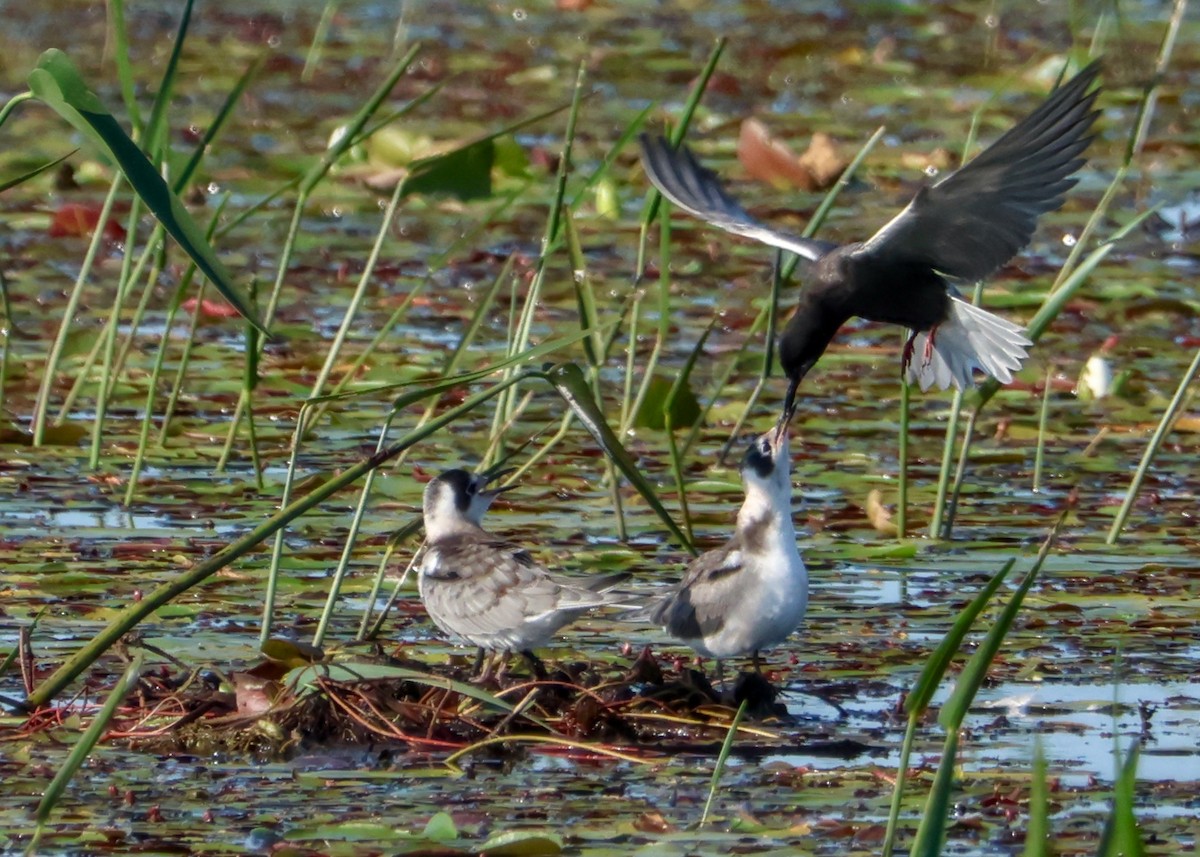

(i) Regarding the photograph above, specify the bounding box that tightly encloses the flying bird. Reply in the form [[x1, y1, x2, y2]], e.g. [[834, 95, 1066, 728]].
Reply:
[[640, 60, 1102, 424]]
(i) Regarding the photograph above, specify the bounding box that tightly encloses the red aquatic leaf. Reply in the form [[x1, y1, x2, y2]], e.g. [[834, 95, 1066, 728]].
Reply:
[[48, 202, 126, 241], [182, 297, 241, 318]]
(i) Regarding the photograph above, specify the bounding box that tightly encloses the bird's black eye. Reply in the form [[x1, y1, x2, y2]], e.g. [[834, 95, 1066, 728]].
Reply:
[[466, 482, 478, 496]]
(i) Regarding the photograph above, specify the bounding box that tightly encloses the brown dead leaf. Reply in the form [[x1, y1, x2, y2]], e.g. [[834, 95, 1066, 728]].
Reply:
[[798, 132, 847, 188], [738, 118, 844, 192], [633, 811, 677, 834], [866, 489, 898, 536]]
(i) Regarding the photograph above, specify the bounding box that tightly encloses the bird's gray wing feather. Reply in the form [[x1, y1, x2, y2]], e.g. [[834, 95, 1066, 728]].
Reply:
[[424, 536, 612, 639], [856, 61, 1101, 281], [639, 134, 835, 262], [651, 538, 746, 640]]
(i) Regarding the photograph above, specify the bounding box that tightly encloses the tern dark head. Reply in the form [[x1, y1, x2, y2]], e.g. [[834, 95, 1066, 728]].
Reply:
[[740, 428, 791, 498], [640, 60, 1102, 426], [423, 468, 516, 539]]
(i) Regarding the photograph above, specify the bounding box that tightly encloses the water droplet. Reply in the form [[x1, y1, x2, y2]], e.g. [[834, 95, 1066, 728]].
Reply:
[[512, 8, 527, 21], [984, 14, 998, 27], [924, 165, 939, 177], [1062, 233, 1077, 247]]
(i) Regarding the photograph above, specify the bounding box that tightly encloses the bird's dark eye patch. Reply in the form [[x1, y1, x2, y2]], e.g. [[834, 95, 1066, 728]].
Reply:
[[436, 469, 476, 514], [743, 440, 774, 479]]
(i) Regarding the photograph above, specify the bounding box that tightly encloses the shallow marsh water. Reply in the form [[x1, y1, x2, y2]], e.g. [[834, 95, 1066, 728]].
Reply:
[[0, 1, 1198, 854]]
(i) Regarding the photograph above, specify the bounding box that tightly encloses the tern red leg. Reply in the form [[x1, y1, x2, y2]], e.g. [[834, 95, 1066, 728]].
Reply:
[[922, 324, 940, 367], [902, 330, 918, 374]]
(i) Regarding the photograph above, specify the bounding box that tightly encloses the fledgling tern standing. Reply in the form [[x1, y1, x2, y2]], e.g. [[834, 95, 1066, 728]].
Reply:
[[652, 429, 807, 685], [418, 468, 626, 681], [640, 60, 1102, 424]]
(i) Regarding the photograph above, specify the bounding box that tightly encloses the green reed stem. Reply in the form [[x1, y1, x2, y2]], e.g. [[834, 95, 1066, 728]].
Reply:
[[701, 698, 748, 826], [881, 557, 1017, 857], [897, 375, 910, 538], [302, 0, 339, 82], [312, 409, 401, 648], [358, 520, 421, 641], [635, 36, 727, 280], [1023, 741, 1051, 857], [1032, 364, 1054, 493], [89, 195, 144, 469], [622, 203, 671, 436], [32, 174, 122, 445], [1106, 347, 1200, 544], [0, 271, 12, 416], [157, 271, 205, 445], [32, 651, 144, 848]]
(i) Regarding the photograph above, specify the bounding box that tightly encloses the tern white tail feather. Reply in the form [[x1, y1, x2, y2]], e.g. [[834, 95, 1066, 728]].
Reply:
[[906, 297, 1032, 392]]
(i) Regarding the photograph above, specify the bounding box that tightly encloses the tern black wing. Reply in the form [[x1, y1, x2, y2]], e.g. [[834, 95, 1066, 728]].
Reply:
[[855, 60, 1101, 279], [639, 134, 836, 262]]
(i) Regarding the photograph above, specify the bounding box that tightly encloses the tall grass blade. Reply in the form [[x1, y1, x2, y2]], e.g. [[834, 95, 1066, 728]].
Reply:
[[33, 652, 144, 832], [311, 409, 399, 649], [142, 0, 194, 154], [1033, 365, 1054, 493], [897, 375, 910, 537], [302, 0, 339, 82], [106, 0, 140, 138], [623, 200, 672, 436], [542, 363, 695, 554], [1023, 740, 1052, 857], [564, 206, 604, 368], [909, 523, 1059, 856], [906, 558, 1016, 717], [636, 37, 727, 278], [0, 91, 34, 131], [665, 322, 715, 542], [357, 520, 422, 641], [307, 178, 405, 402], [882, 554, 1017, 857], [1096, 741, 1146, 857], [505, 63, 587, 415], [701, 699, 748, 826], [0, 149, 76, 194], [30, 174, 122, 445], [1106, 346, 1200, 543], [88, 193, 144, 469], [175, 56, 264, 192], [719, 250, 784, 462], [909, 729, 960, 857], [938, 522, 1059, 730]]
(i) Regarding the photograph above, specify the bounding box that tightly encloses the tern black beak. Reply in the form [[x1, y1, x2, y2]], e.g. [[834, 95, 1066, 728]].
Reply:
[[775, 375, 800, 442], [472, 466, 518, 499]]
